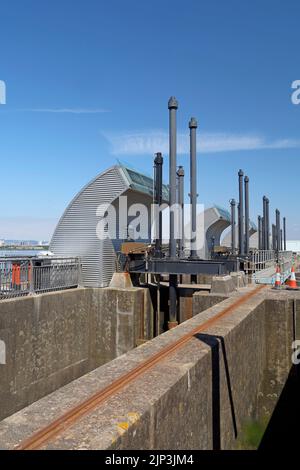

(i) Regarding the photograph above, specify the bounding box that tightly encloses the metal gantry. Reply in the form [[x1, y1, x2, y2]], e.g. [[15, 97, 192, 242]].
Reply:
[[125, 96, 290, 328]]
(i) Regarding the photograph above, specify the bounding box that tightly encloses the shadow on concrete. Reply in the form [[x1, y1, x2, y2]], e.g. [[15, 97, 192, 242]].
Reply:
[[195, 333, 237, 450], [259, 365, 300, 450]]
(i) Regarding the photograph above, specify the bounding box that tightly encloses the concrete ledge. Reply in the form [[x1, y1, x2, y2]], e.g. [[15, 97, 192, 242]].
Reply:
[[193, 292, 229, 316], [109, 272, 133, 288], [210, 275, 236, 295], [230, 271, 247, 288]]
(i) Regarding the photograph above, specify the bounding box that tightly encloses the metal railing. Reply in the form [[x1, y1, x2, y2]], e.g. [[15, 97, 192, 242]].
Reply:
[[244, 250, 276, 274], [0, 257, 81, 300], [244, 250, 294, 284], [278, 251, 294, 282]]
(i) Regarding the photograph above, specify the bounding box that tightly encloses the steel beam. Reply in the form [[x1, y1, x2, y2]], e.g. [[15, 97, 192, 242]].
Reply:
[[128, 258, 236, 275]]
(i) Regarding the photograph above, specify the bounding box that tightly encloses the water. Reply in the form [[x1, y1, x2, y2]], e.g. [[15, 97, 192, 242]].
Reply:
[[0, 250, 42, 257]]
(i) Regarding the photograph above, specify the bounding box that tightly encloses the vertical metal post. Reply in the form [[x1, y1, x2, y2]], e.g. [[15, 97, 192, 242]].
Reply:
[[276, 209, 280, 256], [156, 276, 161, 336], [272, 224, 276, 251], [237, 203, 241, 253], [244, 176, 249, 256], [266, 198, 270, 250], [168, 97, 178, 259], [189, 117, 198, 259], [29, 259, 34, 294], [168, 97, 178, 327], [283, 217, 287, 251], [177, 166, 185, 258], [230, 199, 236, 254], [238, 170, 244, 256], [262, 196, 267, 250], [154, 152, 163, 258], [258, 215, 262, 250]]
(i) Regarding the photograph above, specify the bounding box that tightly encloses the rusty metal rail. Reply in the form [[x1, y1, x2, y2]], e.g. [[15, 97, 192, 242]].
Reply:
[[16, 284, 267, 450]]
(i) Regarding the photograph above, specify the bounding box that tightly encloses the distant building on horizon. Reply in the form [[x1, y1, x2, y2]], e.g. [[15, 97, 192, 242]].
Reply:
[[1, 240, 40, 246]]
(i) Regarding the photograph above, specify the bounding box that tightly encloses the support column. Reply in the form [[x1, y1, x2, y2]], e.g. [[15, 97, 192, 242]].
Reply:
[[283, 217, 287, 251], [189, 117, 198, 260], [272, 224, 276, 251], [266, 197, 270, 250], [238, 170, 244, 256], [177, 166, 185, 258], [244, 176, 249, 256], [263, 196, 267, 250], [276, 209, 281, 255], [230, 199, 236, 254], [168, 97, 178, 328], [258, 215, 262, 250], [154, 152, 163, 258]]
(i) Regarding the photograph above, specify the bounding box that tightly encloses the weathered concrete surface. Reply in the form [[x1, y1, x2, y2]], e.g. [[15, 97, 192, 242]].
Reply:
[[258, 292, 300, 419], [210, 275, 236, 295], [230, 271, 247, 288], [0, 286, 152, 421], [192, 292, 229, 316], [109, 272, 133, 288], [1, 286, 298, 450], [179, 285, 211, 323]]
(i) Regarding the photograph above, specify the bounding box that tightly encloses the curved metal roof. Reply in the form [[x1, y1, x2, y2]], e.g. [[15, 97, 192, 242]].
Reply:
[[50, 164, 162, 287]]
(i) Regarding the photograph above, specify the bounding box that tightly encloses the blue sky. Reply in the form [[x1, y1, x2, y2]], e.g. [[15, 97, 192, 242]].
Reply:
[[0, 0, 299, 240]]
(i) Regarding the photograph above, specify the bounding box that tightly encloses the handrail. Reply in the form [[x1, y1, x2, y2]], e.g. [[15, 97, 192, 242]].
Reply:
[[0, 257, 81, 300]]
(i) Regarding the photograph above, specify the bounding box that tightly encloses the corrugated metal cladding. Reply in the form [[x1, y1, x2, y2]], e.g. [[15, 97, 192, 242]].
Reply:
[[50, 165, 154, 287]]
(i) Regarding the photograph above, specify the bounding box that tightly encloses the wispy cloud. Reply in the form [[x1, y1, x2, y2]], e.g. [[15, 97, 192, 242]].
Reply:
[[103, 130, 300, 155], [19, 108, 109, 114]]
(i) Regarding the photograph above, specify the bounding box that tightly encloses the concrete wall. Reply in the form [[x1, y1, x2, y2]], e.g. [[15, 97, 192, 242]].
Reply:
[[0, 286, 152, 421], [258, 294, 300, 419], [192, 292, 229, 315], [1, 288, 299, 450]]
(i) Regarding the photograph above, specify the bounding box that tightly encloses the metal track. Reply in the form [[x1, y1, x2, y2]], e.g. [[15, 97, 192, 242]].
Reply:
[[16, 284, 266, 451]]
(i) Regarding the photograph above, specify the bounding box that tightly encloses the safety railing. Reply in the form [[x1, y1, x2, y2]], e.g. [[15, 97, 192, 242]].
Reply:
[[0, 257, 81, 300], [244, 250, 276, 274], [244, 250, 294, 284], [278, 251, 294, 282]]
